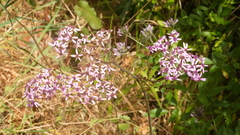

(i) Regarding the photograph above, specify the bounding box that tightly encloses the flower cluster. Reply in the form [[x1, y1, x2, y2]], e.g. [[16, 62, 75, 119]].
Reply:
[[147, 30, 181, 53], [49, 25, 80, 58], [23, 66, 117, 107], [141, 25, 153, 38], [164, 18, 178, 27], [24, 26, 118, 107], [117, 25, 129, 37], [190, 106, 205, 122], [147, 29, 207, 81], [113, 42, 130, 56], [114, 26, 131, 56], [49, 25, 112, 61]]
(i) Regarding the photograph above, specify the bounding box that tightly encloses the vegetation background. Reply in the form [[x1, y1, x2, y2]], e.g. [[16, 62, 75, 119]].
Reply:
[[0, 0, 240, 134]]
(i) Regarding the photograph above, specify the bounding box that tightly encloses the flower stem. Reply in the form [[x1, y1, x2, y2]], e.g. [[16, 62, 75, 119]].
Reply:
[[111, 61, 153, 135]]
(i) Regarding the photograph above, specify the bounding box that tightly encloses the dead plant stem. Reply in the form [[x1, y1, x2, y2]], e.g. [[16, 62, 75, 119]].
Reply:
[[111, 61, 153, 135], [0, 4, 51, 69]]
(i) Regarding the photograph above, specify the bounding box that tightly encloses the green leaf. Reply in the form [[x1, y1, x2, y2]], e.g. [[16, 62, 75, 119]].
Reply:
[[119, 115, 131, 121], [74, 1, 102, 29], [149, 66, 159, 79], [209, 0, 218, 9], [201, 31, 211, 37], [218, 125, 235, 135], [185, 105, 194, 113], [235, 121, 240, 135], [204, 57, 214, 65], [4, 85, 14, 95], [202, 0, 209, 5], [168, 108, 179, 123], [233, 63, 240, 69], [230, 46, 240, 59], [166, 0, 174, 8], [27, 0, 37, 7], [118, 123, 130, 131], [143, 108, 168, 118], [80, 27, 90, 35], [157, 20, 164, 27], [149, 86, 161, 107], [171, 85, 188, 91], [122, 83, 137, 95], [198, 94, 209, 105], [2, 0, 17, 10], [213, 100, 230, 107], [56, 115, 63, 122], [189, 14, 201, 20], [180, 10, 187, 19], [217, 5, 223, 16], [90, 118, 104, 126], [140, 67, 148, 78], [213, 52, 228, 61], [215, 114, 224, 125], [0, 103, 7, 113], [151, 0, 157, 4], [209, 65, 219, 73], [206, 34, 215, 42], [208, 86, 227, 96], [199, 6, 209, 11]]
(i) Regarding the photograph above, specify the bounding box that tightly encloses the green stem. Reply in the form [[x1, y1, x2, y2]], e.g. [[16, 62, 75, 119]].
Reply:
[[127, 34, 145, 47]]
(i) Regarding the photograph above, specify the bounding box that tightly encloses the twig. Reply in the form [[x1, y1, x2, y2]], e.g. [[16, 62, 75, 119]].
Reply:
[[136, 80, 153, 135], [110, 62, 139, 79], [110, 61, 153, 135], [124, 0, 151, 26]]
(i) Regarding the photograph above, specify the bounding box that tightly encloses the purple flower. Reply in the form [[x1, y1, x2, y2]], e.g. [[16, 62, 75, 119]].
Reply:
[[164, 18, 178, 27], [24, 66, 118, 107], [147, 30, 207, 81], [141, 25, 153, 37], [24, 26, 118, 107], [113, 42, 130, 56], [168, 30, 181, 44], [117, 25, 129, 37], [159, 46, 207, 81], [80, 33, 90, 44], [70, 49, 83, 61], [190, 106, 205, 122], [49, 26, 81, 58], [147, 38, 170, 54]]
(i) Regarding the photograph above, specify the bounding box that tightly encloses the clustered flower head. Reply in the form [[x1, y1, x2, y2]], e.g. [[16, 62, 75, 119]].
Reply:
[[117, 25, 129, 37], [23, 66, 117, 107], [147, 29, 207, 81], [147, 30, 181, 53], [49, 25, 112, 61], [114, 26, 131, 56], [24, 26, 118, 107], [141, 24, 153, 38], [164, 18, 178, 27], [49, 25, 81, 58], [190, 106, 205, 122], [113, 42, 130, 56]]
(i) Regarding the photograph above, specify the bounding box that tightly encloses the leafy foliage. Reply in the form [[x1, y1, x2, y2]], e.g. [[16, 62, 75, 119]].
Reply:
[[74, 1, 102, 29], [112, 0, 240, 134]]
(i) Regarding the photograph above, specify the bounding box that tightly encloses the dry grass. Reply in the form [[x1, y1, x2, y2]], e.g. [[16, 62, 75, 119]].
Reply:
[[0, 0, 175, 134]]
